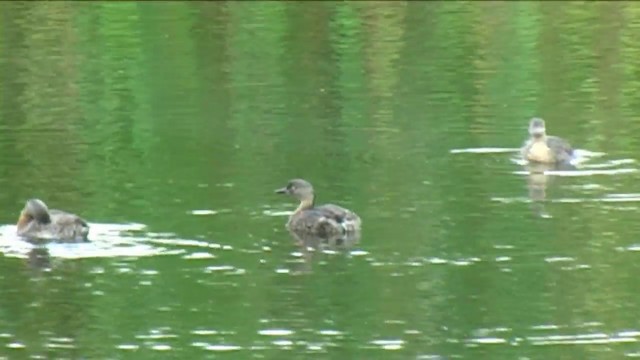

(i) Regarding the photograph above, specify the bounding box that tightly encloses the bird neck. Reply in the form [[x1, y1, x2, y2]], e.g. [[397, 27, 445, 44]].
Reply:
[[17, 212, 31, 232], [295, 196, 315, 213], [532, 133, 547, 142]]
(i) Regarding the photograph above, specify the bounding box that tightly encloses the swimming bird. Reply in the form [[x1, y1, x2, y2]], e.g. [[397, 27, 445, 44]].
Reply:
[[16, 199, 89, 242], [521, 117, 574, 165], [275, 179, 361, 238]]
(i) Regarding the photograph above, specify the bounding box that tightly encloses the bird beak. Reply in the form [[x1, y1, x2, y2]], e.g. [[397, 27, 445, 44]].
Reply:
[[274, 187, 288, 194]]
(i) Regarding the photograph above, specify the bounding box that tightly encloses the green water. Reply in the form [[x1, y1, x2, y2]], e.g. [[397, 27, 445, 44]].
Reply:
[[2, 2, 640, 359]]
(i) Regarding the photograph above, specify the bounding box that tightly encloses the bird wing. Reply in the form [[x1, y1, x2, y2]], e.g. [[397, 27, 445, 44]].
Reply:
[[546, 136, 574, 162], [315, 204, 362, 231], [49, 209, 88, 227], [49, 209, 90, 240], [316, 204, 352, 222]]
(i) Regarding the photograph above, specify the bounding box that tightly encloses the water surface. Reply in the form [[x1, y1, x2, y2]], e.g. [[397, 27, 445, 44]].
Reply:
[[2, 2, 640, 359]]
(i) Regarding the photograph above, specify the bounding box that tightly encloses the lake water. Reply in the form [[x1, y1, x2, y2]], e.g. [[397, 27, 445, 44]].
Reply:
[[2, 2, 640, 359]]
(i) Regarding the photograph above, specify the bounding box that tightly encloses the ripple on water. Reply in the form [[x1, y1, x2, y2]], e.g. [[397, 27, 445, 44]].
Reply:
[[147, 238, 224, 249], [258, 329, 294, 336], [135, 332, 178, 340], [0, 223, 179, 260], [452, 146, 624, 170], [318, 330, 344, 336], [623, 244, 640, 252], [492, 194, 640, 205], [513, 168, 638, 177], [450, 147, 520, 154], [370, 339, 405, 350], [272, 340, 293, 347], [544, 256, 575, 263], [191, 330, 218, 336], [150, 344, 172, 351], [462, 324, 640, 348], [116, 344, 139, 350], [467, 337, 508, 345], [349, 249, 369, 256], [203, 344, 242, 351], [183, 252, 216, 260], [204, 265, 236, 273], [527, 332, 639, 345], [188, 209, 232, 216], [531, 324, 560, 330], [262, 209, 293, 217]]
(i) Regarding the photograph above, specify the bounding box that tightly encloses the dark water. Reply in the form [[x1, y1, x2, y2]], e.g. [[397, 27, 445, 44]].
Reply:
[[1, 2, 640, 359]]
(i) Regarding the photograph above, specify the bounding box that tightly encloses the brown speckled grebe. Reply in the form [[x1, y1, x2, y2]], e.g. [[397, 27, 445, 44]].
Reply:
[[521, 117, 574, 165], [275, 179, 361, 238], [17, 199, 89, 242]]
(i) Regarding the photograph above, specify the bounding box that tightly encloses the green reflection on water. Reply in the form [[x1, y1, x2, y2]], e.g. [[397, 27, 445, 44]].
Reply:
[[1, 2, 640, 359]]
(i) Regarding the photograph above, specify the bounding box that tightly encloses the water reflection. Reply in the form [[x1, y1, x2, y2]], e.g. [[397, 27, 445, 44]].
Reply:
[[290, 229, 361, 249], [2, 1, 640, 359], [0, 247, 97, 357], [286, 228, 361, 274], [525, 162, 576, 218], [26, 246, 52, 271], [526, 162, 552, 218]]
